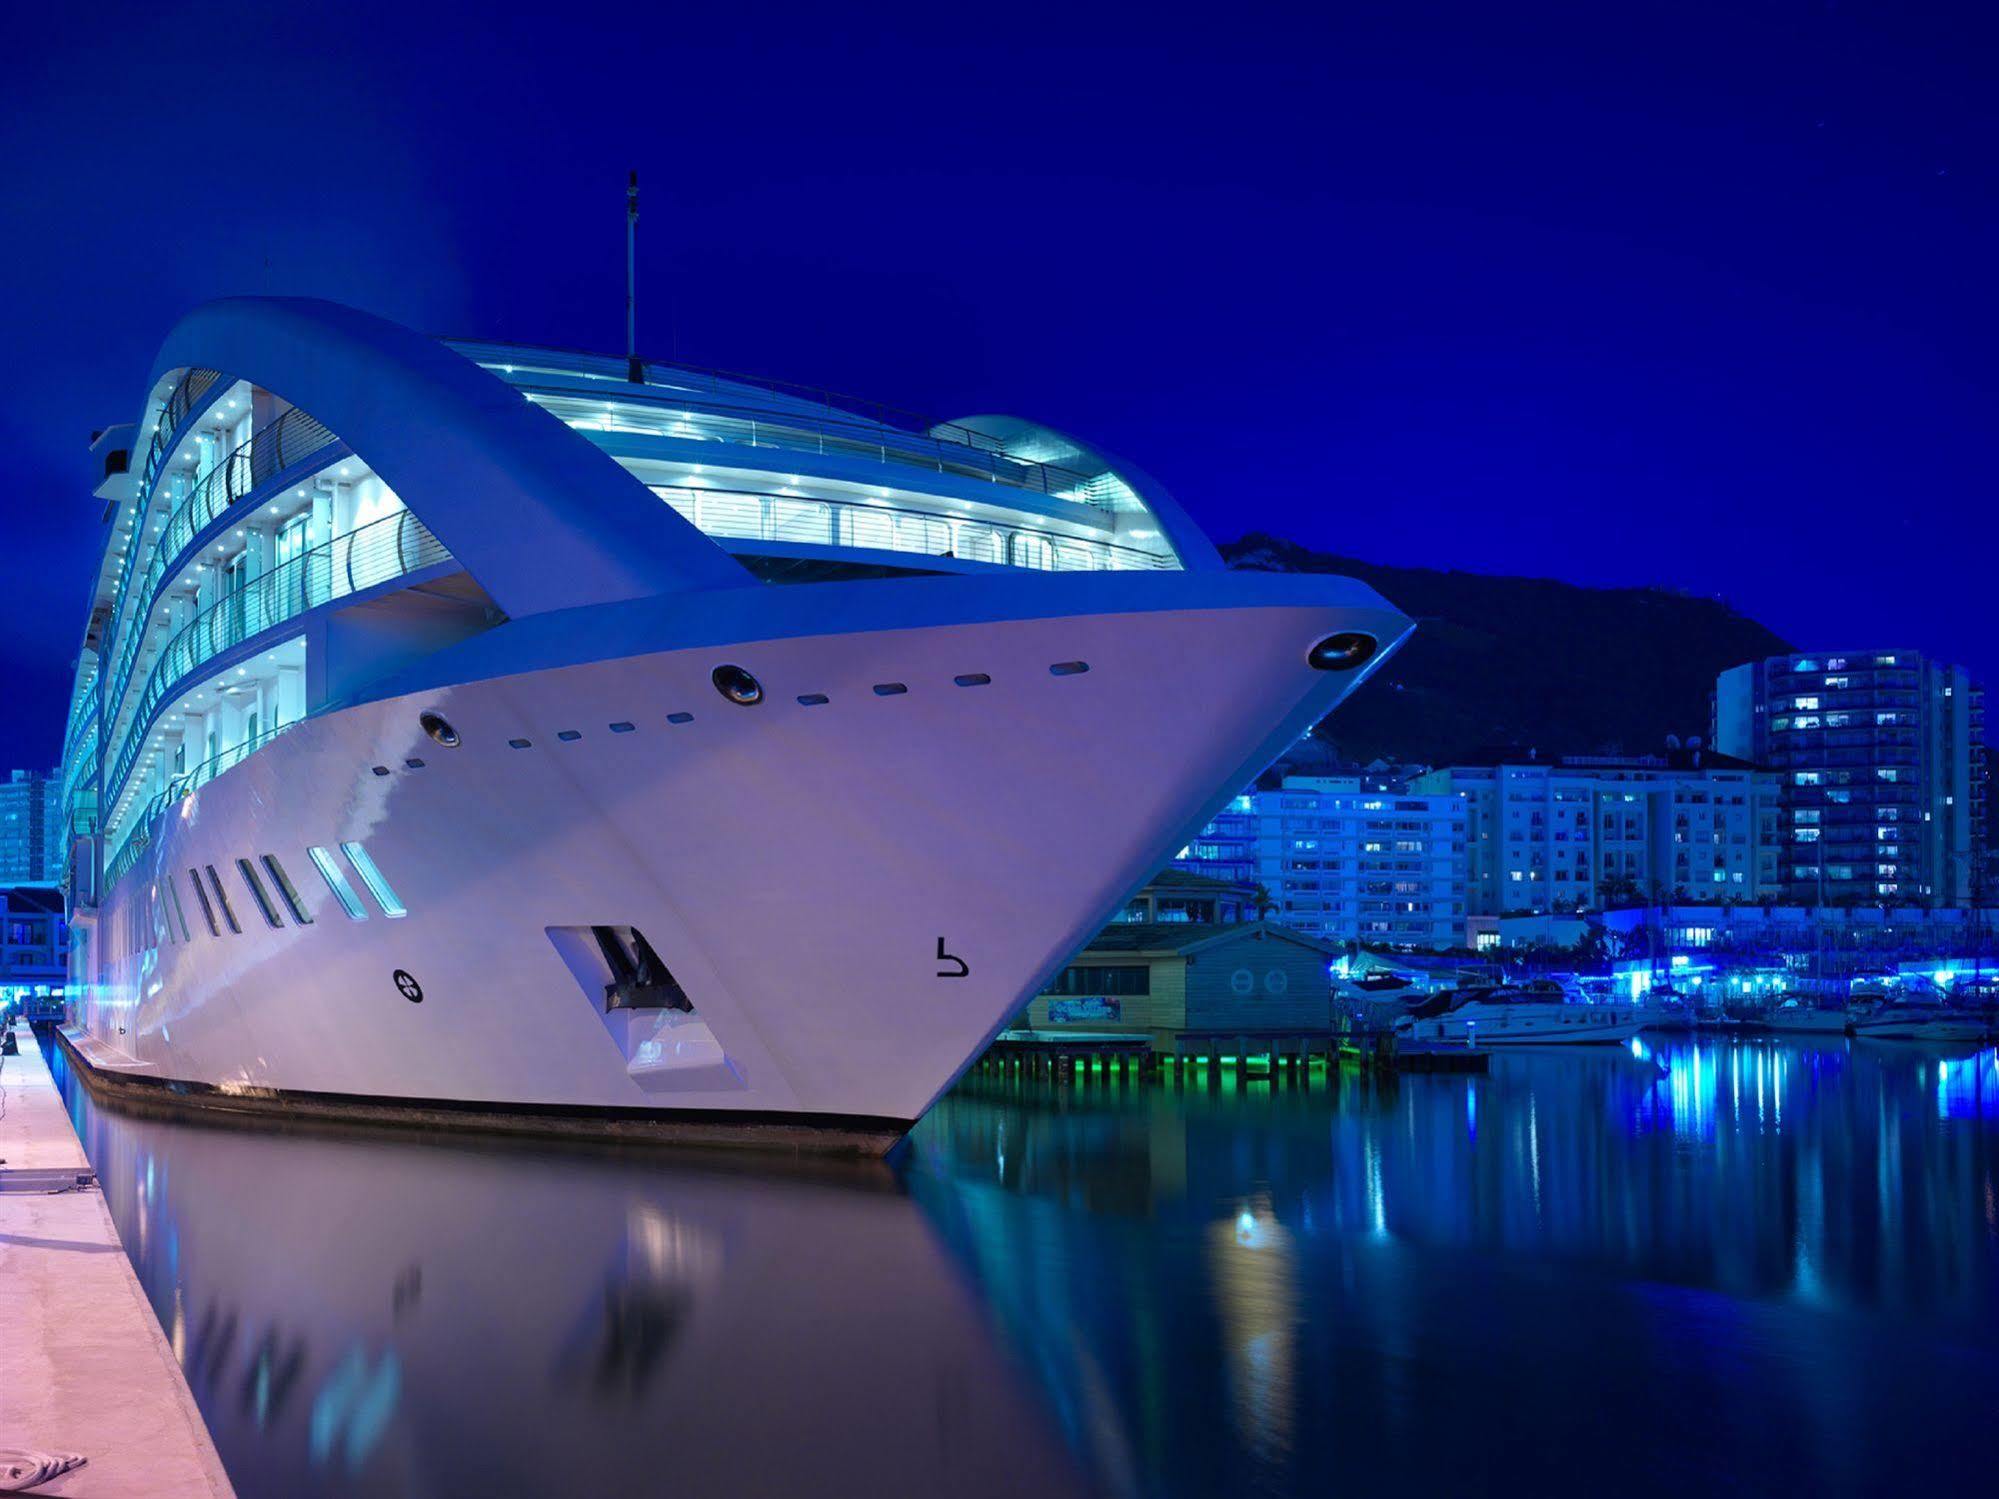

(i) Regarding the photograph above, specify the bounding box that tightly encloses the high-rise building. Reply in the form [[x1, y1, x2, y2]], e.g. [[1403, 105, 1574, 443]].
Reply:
[[1712, 650, 1983, 906], [1176, 776, 1468, 948], [1411, 750, 1781, 916], [0, 770, 61, 885]]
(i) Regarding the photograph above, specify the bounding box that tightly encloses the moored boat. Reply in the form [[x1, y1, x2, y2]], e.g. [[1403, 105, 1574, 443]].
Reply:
[[1395, 982, 1645, 1047]]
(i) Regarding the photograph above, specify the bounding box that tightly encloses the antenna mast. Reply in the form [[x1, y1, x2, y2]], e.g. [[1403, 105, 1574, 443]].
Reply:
[[626, 171, 642, 384]]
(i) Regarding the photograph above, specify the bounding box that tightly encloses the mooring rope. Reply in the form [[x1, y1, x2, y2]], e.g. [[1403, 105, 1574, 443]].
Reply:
[[0, 1450, 88, 1493]]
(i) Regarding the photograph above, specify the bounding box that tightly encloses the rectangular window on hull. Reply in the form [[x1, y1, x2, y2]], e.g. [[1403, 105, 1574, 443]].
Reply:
[[167, 877, 191, 945], [236, 858, 283, 929], [188, 868, 219, 937], [340, 841, 406, 918], [262, 855, 314, 925], [308, 846, 369, 921], [204, 864, 242, 934]]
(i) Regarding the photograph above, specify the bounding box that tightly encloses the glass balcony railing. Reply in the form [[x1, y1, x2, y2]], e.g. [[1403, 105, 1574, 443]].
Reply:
[[139, 368, 221, 509], [653, 485, 1174, 572], [104, 508, 450, 816], [103, 405, 342, 727], [102, 719, 301, 896], [525, 386, 1110, 507]]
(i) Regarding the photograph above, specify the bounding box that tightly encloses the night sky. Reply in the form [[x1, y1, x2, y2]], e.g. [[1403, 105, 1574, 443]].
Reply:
[[4, 1, 1993, 769]]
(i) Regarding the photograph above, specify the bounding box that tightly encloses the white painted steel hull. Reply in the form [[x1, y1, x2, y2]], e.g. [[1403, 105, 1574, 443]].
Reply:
[[70, 582, 1401, 1150]]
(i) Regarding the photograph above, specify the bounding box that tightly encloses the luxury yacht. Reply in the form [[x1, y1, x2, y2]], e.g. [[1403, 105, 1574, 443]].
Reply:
[[1395, 982, 1646, 1046], [56, 297, 1411, 1153]]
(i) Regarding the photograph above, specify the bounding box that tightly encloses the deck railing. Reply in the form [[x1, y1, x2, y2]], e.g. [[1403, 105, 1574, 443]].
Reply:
[[103, 509, 450, 813], [102, 720, 301, 896], [522, 384, 1106, 505], [653, 485, 1173, 572], [103, 405, 343, 719], [140, 368, 221, 503]]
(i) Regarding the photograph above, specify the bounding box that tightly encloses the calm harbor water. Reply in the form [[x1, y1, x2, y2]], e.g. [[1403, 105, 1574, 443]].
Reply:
[[46, 1036, 1999, 1498]]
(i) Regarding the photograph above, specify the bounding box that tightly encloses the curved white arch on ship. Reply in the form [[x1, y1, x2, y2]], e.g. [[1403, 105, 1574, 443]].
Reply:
[[145, 297, 756, 618], [943, 414, 1223, 573]]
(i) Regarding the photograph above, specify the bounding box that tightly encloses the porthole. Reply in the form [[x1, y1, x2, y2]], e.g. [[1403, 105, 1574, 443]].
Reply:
[[873, 682, 908, 697], [797, 693, 829, 706], [712, 664, 764, 706], [1049, 661, 1089, 677], [954, 673, 991, 687], [419, 711, 460, 747], [609, 721, 636, 734], [508, 738, 532, 749], [557, 729, 582, 743], [1307, 632, 1378, 672], [667, 712, 694, 725], [371, 765, 391, 777]]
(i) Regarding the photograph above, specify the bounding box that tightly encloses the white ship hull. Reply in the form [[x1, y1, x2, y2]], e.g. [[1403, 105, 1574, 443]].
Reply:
[[68, 575, 1404, 1150]]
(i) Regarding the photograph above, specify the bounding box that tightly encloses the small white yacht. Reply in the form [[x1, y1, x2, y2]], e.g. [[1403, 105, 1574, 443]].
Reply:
[[1395, 982, 1645, 1047]]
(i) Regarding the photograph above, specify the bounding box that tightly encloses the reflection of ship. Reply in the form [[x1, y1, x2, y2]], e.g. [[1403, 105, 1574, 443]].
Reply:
[[1396, 982, 1644, 1046], [53, 1049, 1095, 1498]]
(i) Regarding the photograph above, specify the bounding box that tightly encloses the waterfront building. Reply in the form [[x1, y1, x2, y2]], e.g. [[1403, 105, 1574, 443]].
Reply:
[[54, 296, 1411, 1152], [1175, 776, 1468, 949], [1, 884, 68, 1006], [1713, 650, 1985, 905], [1112, 868, 1255, 925], [1025, 920, 1338, 1046], [1412, 749, 1781, 916], [1599, 901, 1998, 962], [0, 769, 62, 884]]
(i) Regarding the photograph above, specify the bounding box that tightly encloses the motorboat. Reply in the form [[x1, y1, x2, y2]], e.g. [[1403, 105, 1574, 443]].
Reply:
[[1395, 981, 1645, 1047]]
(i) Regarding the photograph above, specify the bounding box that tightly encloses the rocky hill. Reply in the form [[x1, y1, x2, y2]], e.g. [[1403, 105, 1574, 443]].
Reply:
[[1223, 533, 1791, 766]]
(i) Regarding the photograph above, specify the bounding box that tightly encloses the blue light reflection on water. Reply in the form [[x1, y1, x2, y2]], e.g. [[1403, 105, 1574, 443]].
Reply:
[[43, 1034, 1999, 1499], [905, 1035, 1999, 1497]]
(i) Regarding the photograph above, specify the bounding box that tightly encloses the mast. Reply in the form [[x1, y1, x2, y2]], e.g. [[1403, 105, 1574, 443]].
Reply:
[[626, 171, 642, 385]]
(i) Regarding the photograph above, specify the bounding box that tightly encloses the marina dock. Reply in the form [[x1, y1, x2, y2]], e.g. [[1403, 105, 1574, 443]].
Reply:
[[0, 1020, 236, 1498], [977, 1028, 1491, 1077]]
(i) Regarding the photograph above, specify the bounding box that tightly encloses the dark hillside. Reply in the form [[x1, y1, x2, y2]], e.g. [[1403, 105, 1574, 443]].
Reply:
[[1223, 533, 1792, 765]]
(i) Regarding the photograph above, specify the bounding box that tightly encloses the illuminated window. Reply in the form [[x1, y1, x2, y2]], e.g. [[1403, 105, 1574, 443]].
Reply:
[[308, 846, 368, 921], [340, 842, 406, 918], [167, 878, 191, 944]]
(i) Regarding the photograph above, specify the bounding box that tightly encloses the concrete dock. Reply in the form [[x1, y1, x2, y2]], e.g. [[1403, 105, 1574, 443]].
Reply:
[[0, 1020, 237, 1498]]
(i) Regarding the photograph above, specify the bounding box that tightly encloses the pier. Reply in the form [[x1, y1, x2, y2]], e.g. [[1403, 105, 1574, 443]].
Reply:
[[976, 1028, 1489, 1079], [0, 1020, 236, 1498]]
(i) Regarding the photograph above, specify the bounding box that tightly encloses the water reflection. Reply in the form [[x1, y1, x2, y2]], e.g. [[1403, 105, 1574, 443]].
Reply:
[[50, 1037, 1999, 1498], [908, 1040, 1999, 1497], [48, 1043, 1093, 1499]]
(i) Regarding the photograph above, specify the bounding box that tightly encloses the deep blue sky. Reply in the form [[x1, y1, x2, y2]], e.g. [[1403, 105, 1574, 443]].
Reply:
[[4, 1, 1993, 768]]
